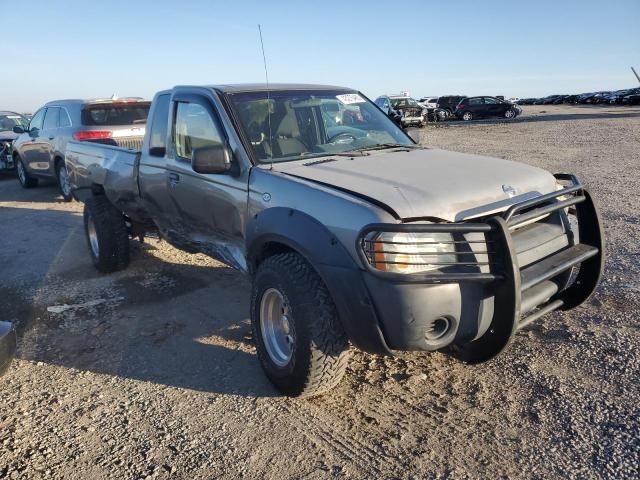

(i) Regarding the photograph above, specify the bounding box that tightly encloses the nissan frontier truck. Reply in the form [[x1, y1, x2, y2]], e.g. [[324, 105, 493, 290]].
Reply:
[[64, 84, 604, 397]]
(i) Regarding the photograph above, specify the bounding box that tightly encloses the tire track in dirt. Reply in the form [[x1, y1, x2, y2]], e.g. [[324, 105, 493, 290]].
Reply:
[[279, 399, 386, 476]]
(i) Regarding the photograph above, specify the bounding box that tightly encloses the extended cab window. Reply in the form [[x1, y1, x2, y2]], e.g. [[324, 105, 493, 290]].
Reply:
[[148, 94, 170, 155], [58, 108, 72, 127], [174, 102, 224, 161]]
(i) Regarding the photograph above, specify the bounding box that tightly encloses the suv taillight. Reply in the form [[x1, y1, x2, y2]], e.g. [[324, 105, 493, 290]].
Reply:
[[73, 131, 113, 141]]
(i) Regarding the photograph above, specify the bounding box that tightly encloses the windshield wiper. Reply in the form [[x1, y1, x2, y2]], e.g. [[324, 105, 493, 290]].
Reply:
[[299, 150, 370, 159], [349, 143, 421, 153]]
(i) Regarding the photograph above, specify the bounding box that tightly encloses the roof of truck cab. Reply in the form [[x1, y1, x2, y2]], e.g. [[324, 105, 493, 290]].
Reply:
[[204, 83, 356, 93]]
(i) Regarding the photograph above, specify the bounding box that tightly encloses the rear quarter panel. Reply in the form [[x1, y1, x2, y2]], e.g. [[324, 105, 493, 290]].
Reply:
[[65, 140, 142, 214]]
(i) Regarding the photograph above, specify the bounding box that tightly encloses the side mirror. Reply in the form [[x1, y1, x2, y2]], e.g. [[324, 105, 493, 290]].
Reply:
[[0, 321, 17, 377], [404, 127, 422, 144], [192, 144, 232, 174], [149, 146, 166, 157], [13, 125, 25, 134]]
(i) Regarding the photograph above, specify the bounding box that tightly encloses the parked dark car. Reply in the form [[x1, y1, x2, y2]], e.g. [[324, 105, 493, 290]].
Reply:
[[564, 95, 580, 104], [592, 92, 613, 104], [610, 88, 638, 104], [0, 111, 30, 172], [12, 98, 150, 201], [622, 93, 640, 105], [454, 96, 519, 121], [436, 95, 467, 115]]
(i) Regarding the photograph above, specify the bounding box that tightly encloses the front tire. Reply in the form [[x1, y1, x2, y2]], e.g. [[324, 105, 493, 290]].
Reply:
[[504, 109, 516, 119], [251, 252, 351, 397], [56, 160, 73, 202], [83, 195, 130, 273], [15, 156, 38, 188]]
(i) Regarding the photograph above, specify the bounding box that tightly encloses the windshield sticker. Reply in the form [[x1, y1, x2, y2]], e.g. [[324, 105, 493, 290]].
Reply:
[[336, 93, 365, 105], [7, 115, 21, 119]]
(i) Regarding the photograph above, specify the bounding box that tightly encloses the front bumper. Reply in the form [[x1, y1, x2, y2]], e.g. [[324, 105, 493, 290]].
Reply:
[[400, 116, 425, 126], [0, 321, 17, 376], [354, 174, 604, 362]]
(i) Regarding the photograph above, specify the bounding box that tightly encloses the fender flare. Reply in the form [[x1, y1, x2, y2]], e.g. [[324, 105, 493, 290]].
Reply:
[[246, 207, 391, 354]]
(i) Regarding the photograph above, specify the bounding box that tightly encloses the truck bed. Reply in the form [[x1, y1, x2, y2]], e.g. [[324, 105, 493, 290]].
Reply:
[[65, 139, 144, 214]]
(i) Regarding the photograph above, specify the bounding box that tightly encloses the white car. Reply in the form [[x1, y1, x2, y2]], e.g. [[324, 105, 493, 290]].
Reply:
[[418, 97, 438, 111]]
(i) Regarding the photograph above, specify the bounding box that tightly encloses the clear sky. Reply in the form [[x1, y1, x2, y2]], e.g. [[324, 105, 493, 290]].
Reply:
[[1, 0, 638, 112]]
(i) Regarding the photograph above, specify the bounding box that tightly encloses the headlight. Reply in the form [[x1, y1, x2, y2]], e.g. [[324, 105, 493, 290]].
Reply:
[[367, 231, 457, 274]]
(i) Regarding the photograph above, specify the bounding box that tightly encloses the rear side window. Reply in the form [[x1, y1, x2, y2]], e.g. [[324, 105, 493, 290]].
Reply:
[[81, 102, 151, 126], [148, 94, 171, 155], [58, 108, 72, 127], [468, 98, 483, 105], [43, 107, 59, 130]]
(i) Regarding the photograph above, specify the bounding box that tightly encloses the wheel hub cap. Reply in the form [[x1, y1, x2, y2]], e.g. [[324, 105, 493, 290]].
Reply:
[[59, 167, 71, 196], [259, 288, 294, 367], [17, 162, 25, 184], [87, 215, 99, 257]]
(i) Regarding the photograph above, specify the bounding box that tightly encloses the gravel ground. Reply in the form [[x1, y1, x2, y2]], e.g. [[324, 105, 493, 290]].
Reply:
[[1, 104, 638, 479]]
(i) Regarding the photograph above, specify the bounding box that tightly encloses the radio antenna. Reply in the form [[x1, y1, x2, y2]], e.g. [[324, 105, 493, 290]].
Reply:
[[258, 24, 273, 168]]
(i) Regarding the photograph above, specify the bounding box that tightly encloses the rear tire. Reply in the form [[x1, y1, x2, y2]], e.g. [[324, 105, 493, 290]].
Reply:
[[251, 252, 351, 397], [83, 195, 130, 273], [55, 160, 73, 202], [462, 111, 473, 121], [15, 156, 38, 188]]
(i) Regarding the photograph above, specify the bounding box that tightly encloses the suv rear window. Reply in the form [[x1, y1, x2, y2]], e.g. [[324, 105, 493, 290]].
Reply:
[[81, 102, 151, 126]]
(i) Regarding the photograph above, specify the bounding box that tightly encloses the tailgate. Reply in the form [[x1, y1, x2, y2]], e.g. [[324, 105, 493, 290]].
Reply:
[[65, 140, 141, 203]]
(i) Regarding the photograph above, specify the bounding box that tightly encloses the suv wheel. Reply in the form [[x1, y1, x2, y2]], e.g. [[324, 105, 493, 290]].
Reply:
[[83, 195, 130, 273], [251, 252, 351, 397], [462, 111, 474, 121], [15, 157, 38, 188], [504, 109, 516, 119], [56, 161, 73, 202]]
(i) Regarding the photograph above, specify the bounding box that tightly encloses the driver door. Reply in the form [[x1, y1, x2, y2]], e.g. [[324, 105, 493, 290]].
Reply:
[[165, 94, 249, 271], [20, 108, 46, 171]]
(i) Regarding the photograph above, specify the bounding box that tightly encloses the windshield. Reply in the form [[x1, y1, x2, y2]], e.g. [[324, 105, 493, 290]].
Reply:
[[390, 97, 420, 108], [0, 114, 29, 132], [228, 90, 413, 164]]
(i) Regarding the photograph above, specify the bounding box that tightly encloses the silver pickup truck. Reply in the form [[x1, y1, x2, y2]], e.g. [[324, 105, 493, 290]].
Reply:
[[65, 83, 604, 397]]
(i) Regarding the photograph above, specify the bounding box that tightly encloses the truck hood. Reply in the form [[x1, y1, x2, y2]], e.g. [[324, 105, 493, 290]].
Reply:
[[274, 148, 557, 221]]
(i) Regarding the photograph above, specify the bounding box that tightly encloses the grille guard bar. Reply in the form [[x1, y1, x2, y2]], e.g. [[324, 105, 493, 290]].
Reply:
[[356, 173, 605, 363]]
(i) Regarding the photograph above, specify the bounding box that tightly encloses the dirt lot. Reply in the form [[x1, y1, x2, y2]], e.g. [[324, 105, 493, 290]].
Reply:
[[1, 104, 639, 480]]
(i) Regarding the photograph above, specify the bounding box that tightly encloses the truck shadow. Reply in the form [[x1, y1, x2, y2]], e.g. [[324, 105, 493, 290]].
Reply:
[[0, 205, 279, 398], [0, 174, 67, 203]]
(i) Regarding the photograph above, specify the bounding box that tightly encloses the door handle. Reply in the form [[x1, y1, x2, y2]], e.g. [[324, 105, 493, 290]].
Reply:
[[48, 137, 55, 140], [167, 172, 180, 187]]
